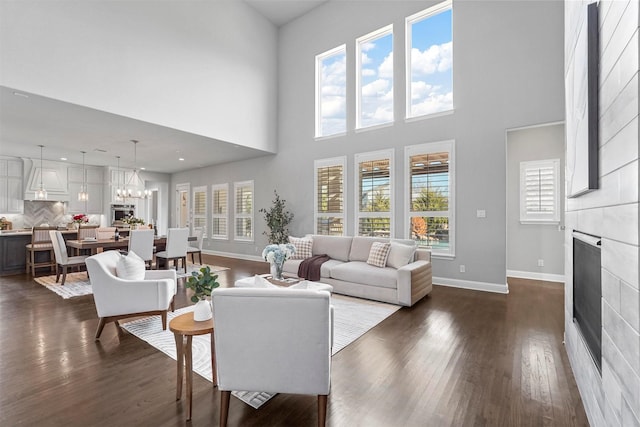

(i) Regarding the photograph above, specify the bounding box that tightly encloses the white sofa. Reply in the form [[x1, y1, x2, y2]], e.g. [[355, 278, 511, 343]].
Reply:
[[283, 235, 432, 307]]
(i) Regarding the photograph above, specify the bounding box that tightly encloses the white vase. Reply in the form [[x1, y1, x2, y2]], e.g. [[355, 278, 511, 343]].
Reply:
[[193, 299, 212, 321]]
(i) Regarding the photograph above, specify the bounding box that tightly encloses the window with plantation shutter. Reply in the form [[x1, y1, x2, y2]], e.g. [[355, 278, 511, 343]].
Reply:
[[314, 157, 346, 235], [355, 149, 393, 237], [520, 159, 560, 224], [192, 186, 207, 237], [211, 183, 228, 240], [234, 181, 253, 241], [405, 140, 455, 257]]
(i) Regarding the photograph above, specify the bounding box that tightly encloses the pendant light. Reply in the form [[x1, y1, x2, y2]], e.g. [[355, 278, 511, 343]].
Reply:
[[78, 151, 89, 202], [122, 140, 150, 199], [115, 156, 123, 202], [35, 145, 47, 200]]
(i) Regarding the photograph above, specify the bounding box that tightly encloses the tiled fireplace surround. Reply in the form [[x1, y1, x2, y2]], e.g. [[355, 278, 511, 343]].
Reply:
[[564, 1, 639, 426]]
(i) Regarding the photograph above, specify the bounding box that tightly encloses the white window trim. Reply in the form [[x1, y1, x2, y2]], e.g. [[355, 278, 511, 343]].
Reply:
[[315, 44, 347, 139], [314, 156, 347, 236], [405, 0, 453, 120], [192, 185, 208, 238], [356, 24, 394, 130], [211, 183, 229, 240], [354, 149, 395, 238], [234, 180, 254, 242], [519, 159, 560, 225], [404, 140, 456, 258]]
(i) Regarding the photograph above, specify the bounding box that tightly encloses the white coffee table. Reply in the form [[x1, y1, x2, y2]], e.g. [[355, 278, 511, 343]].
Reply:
[[234, 274, 333, 293]]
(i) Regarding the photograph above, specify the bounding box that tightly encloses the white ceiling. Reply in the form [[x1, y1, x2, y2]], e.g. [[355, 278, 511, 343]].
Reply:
[[0, 1, 327, 173]]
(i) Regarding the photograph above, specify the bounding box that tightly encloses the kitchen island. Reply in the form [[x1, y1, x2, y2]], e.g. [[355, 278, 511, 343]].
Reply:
[[0, 229, 79, 276]]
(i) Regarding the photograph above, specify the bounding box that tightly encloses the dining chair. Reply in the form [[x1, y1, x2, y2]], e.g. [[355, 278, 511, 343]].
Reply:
[[155, 227, 189, 273], [86, 250, 177, 340], [212, 287, 333, 427], [186, 228, 204, 264], [77, 224, 99, 240], [128, 229, 155, 268], [49, 230, 89, 285], [95, 227, 117, 240], [25, 225, 57, 275]]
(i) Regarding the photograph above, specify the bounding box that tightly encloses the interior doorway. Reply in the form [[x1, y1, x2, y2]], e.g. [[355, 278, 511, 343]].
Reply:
[[176, 183, 190, 229], [506, 122, 565, 283]]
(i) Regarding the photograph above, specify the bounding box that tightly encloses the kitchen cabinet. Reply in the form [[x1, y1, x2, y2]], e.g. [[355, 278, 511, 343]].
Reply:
[[0, 158, 23, 214], [67, 166, 103, 214]]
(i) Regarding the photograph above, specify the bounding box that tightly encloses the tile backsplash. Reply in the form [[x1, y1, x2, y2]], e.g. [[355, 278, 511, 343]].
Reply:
[[3, 201, 101, 229]]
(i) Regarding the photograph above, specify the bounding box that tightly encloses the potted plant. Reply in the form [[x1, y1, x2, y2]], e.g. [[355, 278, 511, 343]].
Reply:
[[262, 243, 296, 280], [259, 190, 294, 244], [72, 214, 89, 229], [185, 266, 220, 321]]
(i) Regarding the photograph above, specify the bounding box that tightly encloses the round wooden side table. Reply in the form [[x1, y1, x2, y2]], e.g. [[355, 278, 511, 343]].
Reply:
[[169, 311, 216, 421]]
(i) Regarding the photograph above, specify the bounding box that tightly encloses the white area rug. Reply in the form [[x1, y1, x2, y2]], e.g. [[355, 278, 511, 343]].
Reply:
[[34, 272, 92, 299], [121, 294, 401, 408], [34, 264, 229, 299]]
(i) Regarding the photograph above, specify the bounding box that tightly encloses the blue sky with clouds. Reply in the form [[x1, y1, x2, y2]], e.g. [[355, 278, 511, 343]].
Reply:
[[319, 6, 452, 136]]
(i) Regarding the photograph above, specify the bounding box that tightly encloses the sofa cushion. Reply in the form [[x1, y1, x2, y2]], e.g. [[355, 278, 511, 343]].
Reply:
[[116, 250, 146, 280], [386, 241, 417, 269], [367, 242, 391, 267], [349, 236, 390, 262], [330, 261, 397, 289], [289, 236, 313, 260], [283, 259, 303, 275], [311, 235, 352, 262]]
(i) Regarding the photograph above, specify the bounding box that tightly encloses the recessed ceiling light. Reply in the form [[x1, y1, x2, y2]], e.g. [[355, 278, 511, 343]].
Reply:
[[60, 157, 67, 161], [13, 91, 29, 98], [179, 158, 185, 161], [140, 167, 146, 170]]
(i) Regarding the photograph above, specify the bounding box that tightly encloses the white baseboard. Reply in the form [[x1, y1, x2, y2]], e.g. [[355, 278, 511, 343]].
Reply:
[[506, 270, 565, 283], [433, 276, 509, 294], [202, 249, 264, 263]]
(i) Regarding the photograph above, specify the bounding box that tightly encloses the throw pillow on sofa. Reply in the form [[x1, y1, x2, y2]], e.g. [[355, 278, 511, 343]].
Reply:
[[386, 241, 417, 269], [367, 242, 391, 268], [289, 236, 313, 259], [116, 250, 146, 280]]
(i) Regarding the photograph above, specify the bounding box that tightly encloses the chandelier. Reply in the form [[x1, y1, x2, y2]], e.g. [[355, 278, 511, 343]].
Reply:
[[116, 140, 151, 200], [35, 145, 47, 200]]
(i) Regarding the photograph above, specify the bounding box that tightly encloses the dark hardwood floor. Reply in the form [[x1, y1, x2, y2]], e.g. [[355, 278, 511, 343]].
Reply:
[[0, 257, 588, 426]]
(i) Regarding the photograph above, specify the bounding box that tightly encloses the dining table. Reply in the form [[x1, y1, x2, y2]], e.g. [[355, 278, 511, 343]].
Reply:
[[66, 236, 168, 255]]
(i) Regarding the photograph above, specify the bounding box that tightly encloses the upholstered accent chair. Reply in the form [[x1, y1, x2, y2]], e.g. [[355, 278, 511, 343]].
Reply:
[[128, 229, 155, 268], [85, 250, 177, 340], [155, 227, 189, 273], [186, 228, 204, 264], [49, 230, 89, 285], [212, 288, 333, 427]]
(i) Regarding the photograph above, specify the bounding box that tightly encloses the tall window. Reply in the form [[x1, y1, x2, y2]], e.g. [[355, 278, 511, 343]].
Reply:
[[357, 25, 394, 129], [406, 141, 455, 257], [192, 186, 207, 237], [520, 159, 560, 224], [211, 183, 228, 239], [406, 1, 453, 118], [234, 181, 253, 241], [316, 45, 347, 138], [315, 157, 346, 236], [355, 150, 394, 237]]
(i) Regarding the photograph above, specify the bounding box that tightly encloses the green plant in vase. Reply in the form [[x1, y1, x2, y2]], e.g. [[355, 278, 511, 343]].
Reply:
[[259, 190, 294, 244], [185, 266, 220, 321]]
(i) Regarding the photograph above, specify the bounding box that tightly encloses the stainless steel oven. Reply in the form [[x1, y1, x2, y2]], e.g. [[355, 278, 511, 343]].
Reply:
[[111, 204, 135, 224]]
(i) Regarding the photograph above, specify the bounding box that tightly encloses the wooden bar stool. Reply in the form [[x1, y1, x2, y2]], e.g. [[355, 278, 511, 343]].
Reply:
[[25, 225, 57, 275]]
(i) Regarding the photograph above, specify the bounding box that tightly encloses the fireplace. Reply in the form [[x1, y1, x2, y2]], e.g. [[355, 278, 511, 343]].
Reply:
[[572, 231, 602, 373]]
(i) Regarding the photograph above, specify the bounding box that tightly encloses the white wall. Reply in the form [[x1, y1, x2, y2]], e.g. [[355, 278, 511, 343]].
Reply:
[[506, 123, 565, 282], [564, 1, 640, 426], [0, 0, 278, 152], [173, 0, 566, 292]]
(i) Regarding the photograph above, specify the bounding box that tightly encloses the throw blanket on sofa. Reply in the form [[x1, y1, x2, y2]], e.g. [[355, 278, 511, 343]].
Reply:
[[298, 254, 330, 282]]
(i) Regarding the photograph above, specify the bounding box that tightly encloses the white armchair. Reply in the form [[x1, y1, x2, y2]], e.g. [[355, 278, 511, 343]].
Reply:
[[86, 250, 177, 340], [212, 288, 332, 427]]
